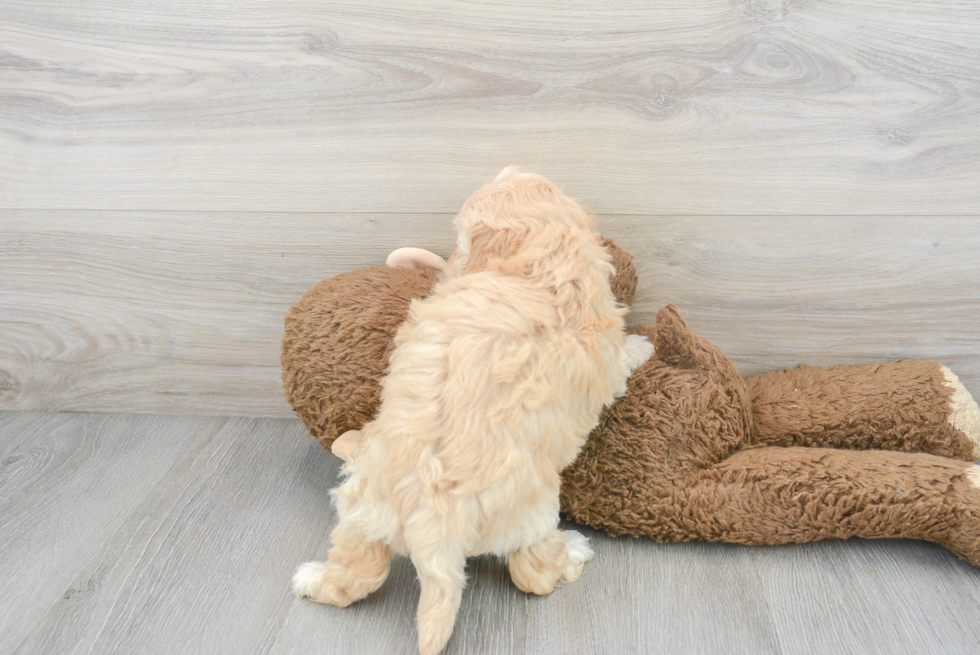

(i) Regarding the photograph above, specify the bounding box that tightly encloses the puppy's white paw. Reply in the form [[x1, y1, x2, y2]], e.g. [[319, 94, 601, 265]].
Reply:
[[624, 334, 655, 372], [559, 530, 594, 583], [292, 561, 328, 599]]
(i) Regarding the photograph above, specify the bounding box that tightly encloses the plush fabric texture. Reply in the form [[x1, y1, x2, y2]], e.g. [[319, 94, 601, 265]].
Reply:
[[559, 305, 980, 565], [282, 244, 980, 565], [282, 265, 437, 448], [746, 360, 977, 460], [606, 239, 637, 309], [281, 239, 636, 450]]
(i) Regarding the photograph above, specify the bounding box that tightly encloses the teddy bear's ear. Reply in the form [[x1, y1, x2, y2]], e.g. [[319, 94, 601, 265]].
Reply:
[[601, 238, 637, 307], [653, 305, 716, 370]]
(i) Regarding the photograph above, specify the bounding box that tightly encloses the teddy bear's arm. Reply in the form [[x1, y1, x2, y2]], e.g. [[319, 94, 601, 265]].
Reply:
[[386, 247, 447, 271], [745, 361, 980, 461]]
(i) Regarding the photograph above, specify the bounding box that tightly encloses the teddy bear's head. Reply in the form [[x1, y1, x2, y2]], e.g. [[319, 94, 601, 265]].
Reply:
[[281, 238, 638, 449], [559, 304, 754, 538]]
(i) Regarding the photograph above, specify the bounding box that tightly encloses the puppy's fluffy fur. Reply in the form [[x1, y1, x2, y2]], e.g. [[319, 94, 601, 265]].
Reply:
[[293, 168, 639, 655]]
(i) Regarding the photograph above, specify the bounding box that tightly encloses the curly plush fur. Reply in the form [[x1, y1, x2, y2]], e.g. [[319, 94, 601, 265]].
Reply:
[[560, 306, 980, 566]]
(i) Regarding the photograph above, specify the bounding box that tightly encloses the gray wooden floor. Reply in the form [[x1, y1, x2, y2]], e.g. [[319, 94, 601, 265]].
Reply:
[[3, 411, 980, 655]]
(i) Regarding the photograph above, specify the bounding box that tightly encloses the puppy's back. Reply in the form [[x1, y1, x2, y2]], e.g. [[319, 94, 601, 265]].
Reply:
[[365, 270, 611, 494]]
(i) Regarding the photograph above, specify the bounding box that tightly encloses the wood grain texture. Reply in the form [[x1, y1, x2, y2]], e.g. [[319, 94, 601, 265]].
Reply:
[[752, 539, 980, 654], [2, 212, 977, 418], [14, 415, 339, 655], [521, 534, 782, 655], [2, 1, 980, 214], [4, 410, 980, 654], [0, 210, 455, 417], [0, 412, 212, 653], [623, 216, 980, 387]]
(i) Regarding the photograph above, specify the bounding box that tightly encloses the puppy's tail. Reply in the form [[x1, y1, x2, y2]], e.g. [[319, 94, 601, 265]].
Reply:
[[413, 544, 466, 655], [404, 501, 471, 655]]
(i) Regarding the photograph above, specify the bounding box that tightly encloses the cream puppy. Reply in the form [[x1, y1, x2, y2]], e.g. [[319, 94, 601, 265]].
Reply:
[[293, 168, 652, 655]]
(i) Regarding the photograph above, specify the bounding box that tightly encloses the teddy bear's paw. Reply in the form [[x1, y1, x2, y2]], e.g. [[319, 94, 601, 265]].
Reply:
[[624, 334, 655, 372], [292, 560, 357, 607], [559, 530, 594, 584], [945, 464, 980, 566], [966, 465, 980, 489], [942, 366, 980, 459]]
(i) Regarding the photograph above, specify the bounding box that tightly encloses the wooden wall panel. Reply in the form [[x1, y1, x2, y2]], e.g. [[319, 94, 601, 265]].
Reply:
[[1, 1, 979, 215], [2, 212, 976, 417]]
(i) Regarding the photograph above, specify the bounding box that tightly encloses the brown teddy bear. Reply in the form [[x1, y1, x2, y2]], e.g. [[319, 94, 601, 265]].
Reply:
[[282, 243, 980, 564]]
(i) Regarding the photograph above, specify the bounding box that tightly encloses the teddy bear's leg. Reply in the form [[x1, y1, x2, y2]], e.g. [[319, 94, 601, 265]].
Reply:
[[507, 529, 595, 595], [292, 519, 392, 607], [746, 360, 980, 461], [675, 446, 980, 565]]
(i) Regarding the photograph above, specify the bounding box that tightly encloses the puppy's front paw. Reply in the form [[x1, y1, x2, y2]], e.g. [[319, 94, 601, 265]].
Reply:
[[624, 334, 655, 372], [559, 530, 594, 583]]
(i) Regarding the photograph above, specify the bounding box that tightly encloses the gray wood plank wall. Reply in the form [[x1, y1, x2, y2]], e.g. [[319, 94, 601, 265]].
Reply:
[[2, 1, 979, 417]]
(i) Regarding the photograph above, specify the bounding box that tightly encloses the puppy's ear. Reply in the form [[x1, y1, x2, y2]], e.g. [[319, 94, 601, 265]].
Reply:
[[464, 220, 529, 272]]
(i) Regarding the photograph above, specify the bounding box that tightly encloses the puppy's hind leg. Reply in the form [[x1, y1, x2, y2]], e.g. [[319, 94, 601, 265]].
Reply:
[[292, 519, 391, 607], [508, 529, 594, 596]]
